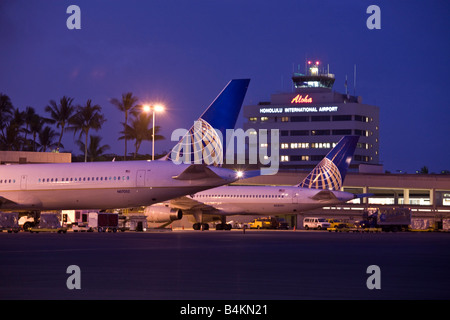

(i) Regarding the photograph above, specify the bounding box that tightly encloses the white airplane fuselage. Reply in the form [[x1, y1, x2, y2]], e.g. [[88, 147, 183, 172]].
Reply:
[[187, 185, 356, 216], [0, 161, 238, 211]]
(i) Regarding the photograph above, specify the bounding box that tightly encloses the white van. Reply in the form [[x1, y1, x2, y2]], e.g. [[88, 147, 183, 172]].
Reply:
[[303, 217, 331, 230]]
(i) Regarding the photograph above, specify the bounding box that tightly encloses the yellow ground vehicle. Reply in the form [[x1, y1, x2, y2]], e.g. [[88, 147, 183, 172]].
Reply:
[[326, 219, 347, 229], [249, 217, 276, 229]]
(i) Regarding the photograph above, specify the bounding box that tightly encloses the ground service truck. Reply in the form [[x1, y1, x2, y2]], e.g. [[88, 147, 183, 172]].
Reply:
[[362, 208, 411, 232], [0, 212, 21, 233], [89, 212, 119, 232]]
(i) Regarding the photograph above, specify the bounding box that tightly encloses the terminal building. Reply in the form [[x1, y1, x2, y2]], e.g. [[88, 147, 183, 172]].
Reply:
[[233, 170, 450, 229], [243, 61, 379, 170], [221, 61, 450, 229], [0, 151, 71, 165]]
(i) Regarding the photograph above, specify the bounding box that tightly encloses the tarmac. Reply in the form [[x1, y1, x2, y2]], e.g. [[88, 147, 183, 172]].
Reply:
[[1, 230, 449, 300]]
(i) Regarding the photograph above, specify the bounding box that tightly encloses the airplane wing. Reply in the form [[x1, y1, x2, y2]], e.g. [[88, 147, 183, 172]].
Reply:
[[0, 196, 18, 207], [310, 190, 339, 201], [354, 193, 374, 199], [172, 164, 225, 180], [169, 196, 219, 214]]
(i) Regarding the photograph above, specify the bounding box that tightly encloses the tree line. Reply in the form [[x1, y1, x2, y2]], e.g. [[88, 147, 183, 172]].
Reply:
[[0, 92, 164, 162]]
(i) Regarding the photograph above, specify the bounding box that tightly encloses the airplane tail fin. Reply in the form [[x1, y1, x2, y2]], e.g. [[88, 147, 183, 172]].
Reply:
[[296, 136, 359, 190], [163, 79, 250, 166]]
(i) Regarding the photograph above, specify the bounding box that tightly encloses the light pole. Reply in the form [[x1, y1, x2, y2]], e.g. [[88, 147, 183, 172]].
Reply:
[[143, 104, 164, 160]]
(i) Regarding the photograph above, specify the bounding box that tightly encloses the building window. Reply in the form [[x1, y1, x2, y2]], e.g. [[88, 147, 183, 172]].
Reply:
[[311, 155, 325, 161], [299, 143, 309, 149], [260, 117, 269, 122], [281, 116, 289, 122], [291, 155, 309, 161], [249, 117, 258, 122], [332, 129, 352, 135], [332, 115, 352, 121], [311, 142, 331, 149], [355, 129, 369, 137], [311, 115, 330, 122], [281, 143, 289, 149], [281, 155, 289, 162], [355, 115, 369, 122], [290, 130, 309, 136], [291, 116, 309, 122], [311, 130, 330, 136]]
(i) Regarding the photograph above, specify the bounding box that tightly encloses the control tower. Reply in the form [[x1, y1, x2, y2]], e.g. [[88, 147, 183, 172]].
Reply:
[[243, 60, 380, 170], [292, 61, 335, 90]]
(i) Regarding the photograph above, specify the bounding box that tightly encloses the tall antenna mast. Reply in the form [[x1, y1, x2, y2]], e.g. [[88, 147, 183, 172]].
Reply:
[[353, 64, 357, 96], [345, 75, 348, 95]]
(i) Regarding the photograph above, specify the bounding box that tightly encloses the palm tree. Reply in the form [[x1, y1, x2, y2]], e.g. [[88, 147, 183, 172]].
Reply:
[[45, 96, 76, 151], [37, 126, 60, 152], [23, 106, 36, 142], [77, 135, 110, 162], [0, 123, 24, 151], [68, 99, 106, 162], [110, 92, 139, 160], [28, 113, 46, 151], [119, 113, 164, 159], [419, 166, 429, 174], [0, 93, 14, 137], [0, 107, 26, 151]]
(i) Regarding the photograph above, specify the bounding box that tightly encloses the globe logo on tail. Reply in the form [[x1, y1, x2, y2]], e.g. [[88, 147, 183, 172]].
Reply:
[[298, 157, 342, 190], [169, 119, 223, 166]]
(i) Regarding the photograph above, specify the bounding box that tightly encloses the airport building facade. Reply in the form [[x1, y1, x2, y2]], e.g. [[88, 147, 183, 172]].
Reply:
[[233, 170, 450, 229], [243, 62, 380, 170], [0, 151, 71, 165]]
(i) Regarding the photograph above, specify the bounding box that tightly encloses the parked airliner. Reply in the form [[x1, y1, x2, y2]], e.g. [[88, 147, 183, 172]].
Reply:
[[0, 79, 251, 216], [145, 136, 371, 229]]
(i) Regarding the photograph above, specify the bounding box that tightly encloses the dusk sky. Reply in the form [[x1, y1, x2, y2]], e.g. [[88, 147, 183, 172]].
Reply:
[[1, 0, 449, 173]]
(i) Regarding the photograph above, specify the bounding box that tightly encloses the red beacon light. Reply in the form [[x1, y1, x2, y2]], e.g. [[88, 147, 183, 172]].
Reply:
[[315, 61, 320, 65]]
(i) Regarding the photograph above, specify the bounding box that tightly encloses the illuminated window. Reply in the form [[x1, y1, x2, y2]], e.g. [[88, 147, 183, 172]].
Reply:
[[300, 143, 309, 149], [311, 143, 331, 149], [281, 155, 289, 162], [281, 117, 289, 122], [281, 143, 289, 149], [249, 117, 257, 122], [291, 155, 309, 161]]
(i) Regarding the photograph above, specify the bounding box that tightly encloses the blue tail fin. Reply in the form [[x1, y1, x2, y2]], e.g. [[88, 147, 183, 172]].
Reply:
[[296, 136, 359, 190], [164, 79, 250, 165]]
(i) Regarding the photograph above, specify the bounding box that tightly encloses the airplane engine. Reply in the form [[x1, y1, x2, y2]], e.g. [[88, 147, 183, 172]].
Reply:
[[144, 205, 183, 223]]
